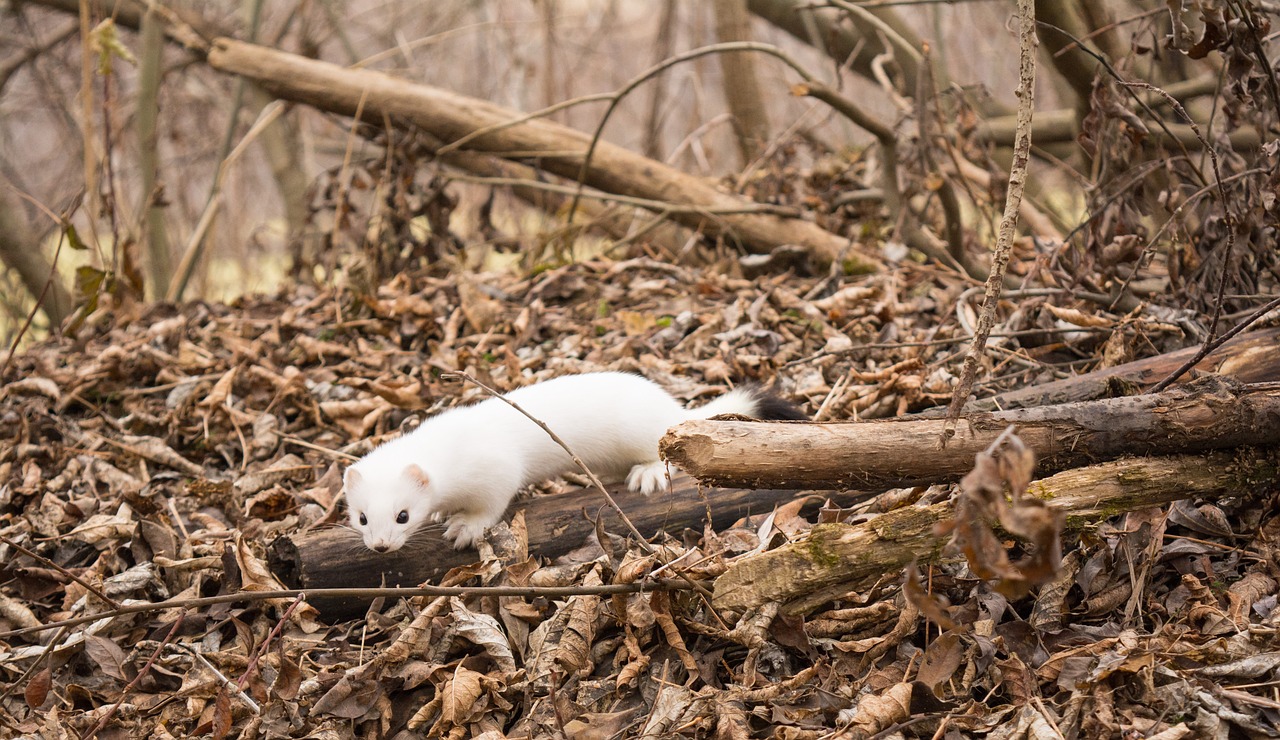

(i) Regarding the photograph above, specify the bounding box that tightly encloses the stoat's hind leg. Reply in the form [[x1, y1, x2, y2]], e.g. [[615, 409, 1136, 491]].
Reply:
[[626, 460, 669, 494]]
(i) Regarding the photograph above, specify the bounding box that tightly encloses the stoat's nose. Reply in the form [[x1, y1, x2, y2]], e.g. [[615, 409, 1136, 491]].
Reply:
[[371, 543, 392, 553]]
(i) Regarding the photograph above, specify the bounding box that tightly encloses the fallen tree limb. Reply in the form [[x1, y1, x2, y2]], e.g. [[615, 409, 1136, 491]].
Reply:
[[23, 1, 878, 270], [713, 447, 1280, 613], [202, 38, 875, 269], [952, 326, 1280, 413], [269, 476, 855, 620], [661, 376, 1280, 490]]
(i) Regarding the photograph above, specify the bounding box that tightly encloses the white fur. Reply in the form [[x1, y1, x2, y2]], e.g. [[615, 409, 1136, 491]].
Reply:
[[342, 372, 762, 551]]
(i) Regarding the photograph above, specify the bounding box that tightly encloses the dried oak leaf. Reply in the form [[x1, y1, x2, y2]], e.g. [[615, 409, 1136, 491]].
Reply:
[[449, 597, 517, 673], [312, 673, 383, 719], [842, 681, 912, 736]]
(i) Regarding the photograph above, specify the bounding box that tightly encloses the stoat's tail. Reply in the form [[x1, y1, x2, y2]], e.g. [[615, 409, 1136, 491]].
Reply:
[[686, 385, 807, 421]]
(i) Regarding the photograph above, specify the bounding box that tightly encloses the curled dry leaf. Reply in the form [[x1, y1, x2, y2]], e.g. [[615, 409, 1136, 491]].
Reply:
[[950, 433, 1063, 598], [449, 597, 517, 673]]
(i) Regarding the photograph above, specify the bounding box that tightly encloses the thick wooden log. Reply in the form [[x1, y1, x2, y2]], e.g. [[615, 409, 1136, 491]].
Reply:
[[661, 376, 1280, 490], [713, 448, 1280, 613], [203, 38, 876, 270], [269, 475, 848, 620]]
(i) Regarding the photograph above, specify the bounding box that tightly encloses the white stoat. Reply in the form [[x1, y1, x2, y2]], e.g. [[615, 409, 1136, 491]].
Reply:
[[342, 371, 803, 552]]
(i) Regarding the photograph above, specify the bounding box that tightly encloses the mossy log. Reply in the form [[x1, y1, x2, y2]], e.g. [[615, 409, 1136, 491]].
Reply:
[[713, 448, 1280, 614]]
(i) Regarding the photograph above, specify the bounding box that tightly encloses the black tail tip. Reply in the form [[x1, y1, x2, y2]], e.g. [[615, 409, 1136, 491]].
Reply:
[[752, 388, 808, 420]]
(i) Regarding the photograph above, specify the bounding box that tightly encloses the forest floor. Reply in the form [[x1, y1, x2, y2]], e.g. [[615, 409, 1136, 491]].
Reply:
[[1, 253, 1278, 738]]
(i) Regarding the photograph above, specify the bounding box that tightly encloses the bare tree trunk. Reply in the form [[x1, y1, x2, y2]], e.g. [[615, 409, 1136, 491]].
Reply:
[[713, 0, 771, 165], [136, 7, 172, 299], [246, 87, 310, 246], [643, 0, 680, 159], [0, 193, 72, 328]]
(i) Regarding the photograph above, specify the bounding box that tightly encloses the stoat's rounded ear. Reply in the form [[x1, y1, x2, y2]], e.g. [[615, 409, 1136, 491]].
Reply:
[[344, 468, 362, 488], [404, 464, 430, 488]]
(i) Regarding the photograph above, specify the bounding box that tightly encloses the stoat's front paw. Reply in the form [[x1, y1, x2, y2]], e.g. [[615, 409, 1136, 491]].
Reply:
[[626, 460, 669, 495], [443, 512, 497, 550]]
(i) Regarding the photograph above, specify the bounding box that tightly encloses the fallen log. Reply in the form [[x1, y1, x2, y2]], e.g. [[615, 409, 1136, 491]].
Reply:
[[947, 326, 1280, 413], [713, 448, 1280, 613], [660, 376, 1280, 490], [200, 38, 875, 270], [269, 476, 852, 620]]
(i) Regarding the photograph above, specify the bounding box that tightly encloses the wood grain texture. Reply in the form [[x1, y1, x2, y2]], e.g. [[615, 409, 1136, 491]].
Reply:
[[661, 376, 1280, 490]]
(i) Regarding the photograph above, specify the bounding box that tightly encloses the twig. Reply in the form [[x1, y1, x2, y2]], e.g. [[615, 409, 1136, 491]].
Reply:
[[237, 594, 305, 691], [78, 613, 185, 740], [564, 41, 862, 226], [0, 625, 69, 704], [941, 0, 1037, 442], [445, 174, 800, 217], [0, 221, 68, 380], [1149, 295, 1280, 394], [1119, 81, 1238, 362], [184, 644, 261, 714], [0, 19, 79, 95], [782, 327, 1117, 367], [0, 581, 698, 642], [166, 0, 265, 302], [0, 534, 120, 609]]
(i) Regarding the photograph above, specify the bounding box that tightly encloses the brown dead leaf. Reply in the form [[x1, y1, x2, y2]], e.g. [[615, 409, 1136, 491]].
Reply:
[[272, 644, 301, 701], [844, 681, 912, 736], [24, 665, 51, 709], [651, 590, 699, 674], [1227, 572, 1277, 627], [916, 632, 964, 696], [83, 635, 131, 682], [449, 597, 517, 673], [950, 433, 1062, 598], [1044, 303, 1114, 328], [211, 688, 232, 740], [342, 377, 428, 409], [312, 674, 383, 719], [563, 709, 640, 740]]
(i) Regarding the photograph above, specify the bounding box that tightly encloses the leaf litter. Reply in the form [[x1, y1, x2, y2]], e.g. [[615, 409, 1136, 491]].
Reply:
[[2, 177, 1280, 736]]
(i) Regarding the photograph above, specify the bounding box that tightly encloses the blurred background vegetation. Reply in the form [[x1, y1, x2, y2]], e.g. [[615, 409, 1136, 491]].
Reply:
[[1, 0, 1275, 353]]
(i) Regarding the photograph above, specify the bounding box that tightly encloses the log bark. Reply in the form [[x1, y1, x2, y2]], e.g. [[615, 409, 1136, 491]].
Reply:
[[713, 448, 1280, 613], [203, 38, 876, 270], [661, 376, 1280, 491], [951, 326, 1280, 413], [268, 475, 852, 620]]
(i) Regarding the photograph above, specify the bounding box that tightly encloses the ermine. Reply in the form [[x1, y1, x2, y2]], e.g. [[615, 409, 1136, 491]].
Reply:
[[342, 371, 804, 552]]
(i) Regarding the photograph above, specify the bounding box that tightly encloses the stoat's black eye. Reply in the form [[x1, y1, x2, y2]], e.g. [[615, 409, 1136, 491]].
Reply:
[[396, 510, 409, 524], [358, 513, 367, 526]]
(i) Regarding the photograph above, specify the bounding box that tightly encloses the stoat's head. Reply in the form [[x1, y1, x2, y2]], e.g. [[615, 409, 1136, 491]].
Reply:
[[343, 464, 434, 553]]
